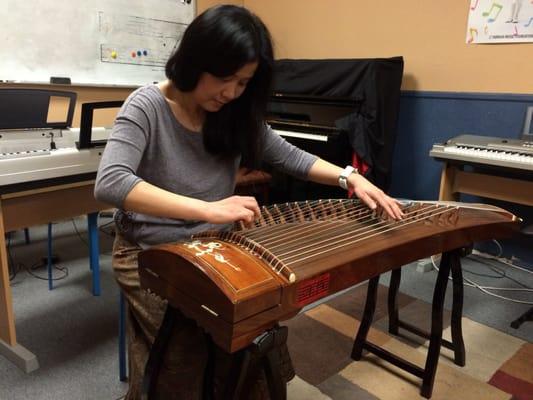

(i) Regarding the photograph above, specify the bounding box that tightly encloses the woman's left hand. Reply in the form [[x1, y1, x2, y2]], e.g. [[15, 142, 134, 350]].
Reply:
[[348, 174, 404, 220]]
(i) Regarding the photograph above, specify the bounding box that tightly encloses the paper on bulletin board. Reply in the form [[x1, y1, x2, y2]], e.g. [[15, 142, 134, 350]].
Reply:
[[466, 0, 533, 43]]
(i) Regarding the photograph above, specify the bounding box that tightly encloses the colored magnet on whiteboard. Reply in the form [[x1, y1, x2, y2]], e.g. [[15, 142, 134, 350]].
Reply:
[[111, 51, 117, 59], [131, 52, 136, 58], [143, 50, 148, 56], [137, 50, 142, 56]]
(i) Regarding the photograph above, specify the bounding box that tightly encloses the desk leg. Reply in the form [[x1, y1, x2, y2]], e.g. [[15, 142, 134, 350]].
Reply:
[[0, 200, 39, 372], [439, 163, 460, 202], [87, 212, 101, 296], [47, 223, 54, 290]]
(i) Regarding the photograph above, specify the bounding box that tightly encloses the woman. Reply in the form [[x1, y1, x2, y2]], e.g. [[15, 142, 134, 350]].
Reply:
[[95, 5, 402, 399]]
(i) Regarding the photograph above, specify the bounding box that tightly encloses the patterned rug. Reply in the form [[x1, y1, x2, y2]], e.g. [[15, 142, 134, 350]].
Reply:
[[281, 283, 533, 400]]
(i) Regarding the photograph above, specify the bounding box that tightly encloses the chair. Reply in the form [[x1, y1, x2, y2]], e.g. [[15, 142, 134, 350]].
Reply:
[[510, 224, 533, 329]]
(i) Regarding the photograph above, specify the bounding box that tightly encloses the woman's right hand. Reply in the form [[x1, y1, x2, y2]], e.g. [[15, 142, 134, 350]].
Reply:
[[205, 195, 261, 226]]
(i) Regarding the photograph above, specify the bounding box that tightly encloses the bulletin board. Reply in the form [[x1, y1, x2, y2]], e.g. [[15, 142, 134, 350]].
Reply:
[[1, 0, 195, 86]]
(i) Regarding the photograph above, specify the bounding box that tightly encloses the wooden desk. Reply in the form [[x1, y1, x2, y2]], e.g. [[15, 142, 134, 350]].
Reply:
[[0, 180, 109, 372], [438, 162, 533, 206]]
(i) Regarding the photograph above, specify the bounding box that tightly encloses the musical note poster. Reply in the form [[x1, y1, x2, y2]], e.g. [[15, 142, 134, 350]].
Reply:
[[467, 0, 533, 43]]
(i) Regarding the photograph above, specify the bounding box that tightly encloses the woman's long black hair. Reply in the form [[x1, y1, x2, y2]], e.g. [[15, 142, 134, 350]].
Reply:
[[165, 5, 274, 169]]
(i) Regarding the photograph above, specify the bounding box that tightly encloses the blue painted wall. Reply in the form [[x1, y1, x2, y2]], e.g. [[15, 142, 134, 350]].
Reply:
[[388, 91, 533, 265]]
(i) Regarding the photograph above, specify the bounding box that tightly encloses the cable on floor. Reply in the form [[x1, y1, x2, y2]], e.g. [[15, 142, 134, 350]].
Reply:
[[430, 241, 533, 305], [25, 261, 69, 281], [7, 234, 23, 282]]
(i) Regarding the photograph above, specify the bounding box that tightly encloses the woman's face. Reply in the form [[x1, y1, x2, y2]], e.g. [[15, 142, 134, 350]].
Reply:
[[192, 61, 258, 112]]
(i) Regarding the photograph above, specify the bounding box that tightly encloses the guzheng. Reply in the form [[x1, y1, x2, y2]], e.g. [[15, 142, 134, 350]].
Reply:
[[138, 199, 519, 353]]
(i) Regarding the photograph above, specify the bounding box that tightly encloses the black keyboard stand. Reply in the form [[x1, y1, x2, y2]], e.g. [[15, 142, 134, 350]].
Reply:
[[141, 304, 288, 400]]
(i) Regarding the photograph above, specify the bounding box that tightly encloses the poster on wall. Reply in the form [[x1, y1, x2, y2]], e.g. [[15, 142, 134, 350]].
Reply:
[[466, 0, 533, 43]]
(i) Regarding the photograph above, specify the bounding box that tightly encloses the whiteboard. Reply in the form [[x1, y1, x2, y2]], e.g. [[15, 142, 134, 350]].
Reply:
[[1, 0, 196, 86]]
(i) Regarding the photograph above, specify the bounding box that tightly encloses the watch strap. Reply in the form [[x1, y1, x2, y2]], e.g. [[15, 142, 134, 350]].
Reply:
[[338, 165, 358, 190]]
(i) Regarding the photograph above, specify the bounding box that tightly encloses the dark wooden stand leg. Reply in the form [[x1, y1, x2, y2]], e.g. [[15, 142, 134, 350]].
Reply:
[[141, 311, 288, 400], [351, 276, 380, 360], [388, 255, 466, 367], [388, 269, 401, 335], [510, 227, 533, 328], [202, 334, 216, 400], [352, 249, 464, 399], [228, 351, 252, 400], [450, 253, 465, 366], [511, 307, 533, 329], [223, 326, 288, 400], [140, 304, 177, 400], [262, 327, 288, 399], [420, 250, 455, 398]]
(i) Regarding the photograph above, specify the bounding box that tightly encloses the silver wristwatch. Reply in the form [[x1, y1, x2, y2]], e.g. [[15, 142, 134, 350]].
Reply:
[[338, 165, 358, 190]]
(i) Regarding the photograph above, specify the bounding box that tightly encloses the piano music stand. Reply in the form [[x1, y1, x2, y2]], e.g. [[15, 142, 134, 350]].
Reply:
[[140, 305, 288, 400], [77, 101, 124, 149], [0, 89, 76, 130]]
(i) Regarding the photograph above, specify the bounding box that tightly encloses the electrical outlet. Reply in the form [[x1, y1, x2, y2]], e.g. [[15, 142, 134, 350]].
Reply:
[[416, 258, 433, 273]]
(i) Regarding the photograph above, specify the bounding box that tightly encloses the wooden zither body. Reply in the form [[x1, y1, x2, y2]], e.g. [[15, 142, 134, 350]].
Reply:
[[138, 199, 519, 353]]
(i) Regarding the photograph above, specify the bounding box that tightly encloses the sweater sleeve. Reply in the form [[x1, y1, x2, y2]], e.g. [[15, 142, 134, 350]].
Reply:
[[262, 124, 318, 179], [94, 91, 152, 207]]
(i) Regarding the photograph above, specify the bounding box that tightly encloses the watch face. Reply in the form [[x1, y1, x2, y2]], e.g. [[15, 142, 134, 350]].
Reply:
[[339, 176, 348, 190]]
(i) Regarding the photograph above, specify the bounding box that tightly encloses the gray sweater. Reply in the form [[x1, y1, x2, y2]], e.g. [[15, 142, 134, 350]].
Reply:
[[94, 84, 317, 246]]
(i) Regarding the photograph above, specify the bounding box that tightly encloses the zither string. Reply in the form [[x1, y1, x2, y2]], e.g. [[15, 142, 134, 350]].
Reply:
[[246, 200, 424, 247], [248, 209, 375, 246], [240, 202, 454, 268], [246, 202, 375, 242], [256, 202, 426, 248], [277, 205, 457, 267], [251, 199, 368, 232], [270, 204, 445, 257]]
